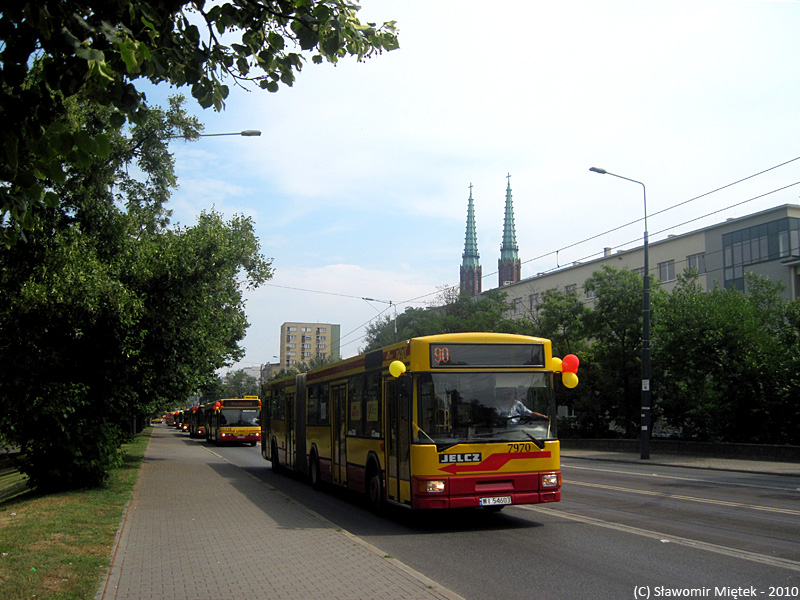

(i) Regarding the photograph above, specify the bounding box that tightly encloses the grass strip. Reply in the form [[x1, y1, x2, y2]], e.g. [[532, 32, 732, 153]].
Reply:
[[0, 428, 151, 600]]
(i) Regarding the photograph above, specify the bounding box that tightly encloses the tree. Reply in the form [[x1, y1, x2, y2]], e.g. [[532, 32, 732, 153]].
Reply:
[[1, 1, 399, 245], [581, 266, 666, 437], [222, 370, 259, 398], [362, 290, 520, 351], [534, 289, 590, 357], [652, 272, 800, 443], [297, 354, 339, 372], [0, 94, 272, 490], [532, 289, 592, 436]]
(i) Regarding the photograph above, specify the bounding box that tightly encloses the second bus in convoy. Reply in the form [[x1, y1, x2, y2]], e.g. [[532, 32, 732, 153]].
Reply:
[[205, 396, 262, 446], [261, 332, 579, 511]]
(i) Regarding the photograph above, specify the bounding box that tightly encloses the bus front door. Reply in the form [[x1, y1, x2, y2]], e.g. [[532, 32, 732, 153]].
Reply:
[[332, 384, 347, 485], [286, 392, 295, 468], [385, 377, 412, 505]]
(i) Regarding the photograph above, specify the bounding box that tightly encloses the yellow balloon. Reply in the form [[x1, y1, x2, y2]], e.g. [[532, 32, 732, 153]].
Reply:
[[389, 360, 406, 378], [562, 372, 579, 389], [550, 357, 563, 373]]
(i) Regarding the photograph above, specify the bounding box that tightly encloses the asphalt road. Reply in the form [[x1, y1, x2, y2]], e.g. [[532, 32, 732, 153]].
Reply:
[[206, 439, 800, 600]]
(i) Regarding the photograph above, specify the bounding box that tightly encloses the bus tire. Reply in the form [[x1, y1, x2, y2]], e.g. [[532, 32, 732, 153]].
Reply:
[[366, 461, 383, 512], [310, 452, 322, 490]]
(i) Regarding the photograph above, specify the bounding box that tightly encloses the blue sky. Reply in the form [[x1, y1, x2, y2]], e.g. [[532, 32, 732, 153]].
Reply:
[[141, 0, 800, 370]]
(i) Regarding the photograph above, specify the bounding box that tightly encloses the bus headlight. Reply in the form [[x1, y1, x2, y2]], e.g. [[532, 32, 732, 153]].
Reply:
[[426, 480, 446, 493], [541, 473, 560, 488]]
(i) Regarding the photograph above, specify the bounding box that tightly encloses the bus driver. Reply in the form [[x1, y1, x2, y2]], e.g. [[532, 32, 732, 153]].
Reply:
[[495, 388, 547, 424]]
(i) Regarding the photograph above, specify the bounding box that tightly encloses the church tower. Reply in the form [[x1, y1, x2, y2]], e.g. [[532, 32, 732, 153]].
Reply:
[[460, 184, 482, 297], [498, 174, 521, 287]]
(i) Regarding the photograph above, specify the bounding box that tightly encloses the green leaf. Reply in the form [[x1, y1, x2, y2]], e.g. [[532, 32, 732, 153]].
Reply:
[[267, 32, 284, 51], [109, 112, 127, 129], [94, 133, 111, 159], [76, 47, 105, 62], [43, 191, 60, 208], [96, 61, 117, 82], [119, 40, 139, 72], [75, 130, 97, 155], [295, 24, 318, 51]]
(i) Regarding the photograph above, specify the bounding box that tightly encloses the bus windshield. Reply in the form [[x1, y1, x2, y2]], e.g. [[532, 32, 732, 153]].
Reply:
[[219, 409, 260, 427], [415, 372, 555, 448]]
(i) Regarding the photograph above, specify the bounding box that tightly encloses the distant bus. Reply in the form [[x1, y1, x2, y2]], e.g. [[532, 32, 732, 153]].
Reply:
[[175, 409, 189, 432], [206, 396, 261, 446], [262, 332, 573, 511], [188, 405, 207, 438]]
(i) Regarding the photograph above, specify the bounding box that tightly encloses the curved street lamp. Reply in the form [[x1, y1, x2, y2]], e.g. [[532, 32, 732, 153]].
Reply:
[[167, 129, 262, 140], [590, 166, 651, 460], [198, 130, 262, 137]]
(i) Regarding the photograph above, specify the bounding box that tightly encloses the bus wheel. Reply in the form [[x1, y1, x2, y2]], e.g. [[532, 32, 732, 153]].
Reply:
[[310, 453, 322, 490], [366, 462, 383, 512]]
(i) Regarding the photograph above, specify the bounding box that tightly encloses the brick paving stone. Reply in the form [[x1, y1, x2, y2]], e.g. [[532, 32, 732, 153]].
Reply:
[[97, 427, 464, 600]]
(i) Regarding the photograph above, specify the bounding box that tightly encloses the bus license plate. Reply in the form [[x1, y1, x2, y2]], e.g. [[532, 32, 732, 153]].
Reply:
[[480, 496, 511, 506]]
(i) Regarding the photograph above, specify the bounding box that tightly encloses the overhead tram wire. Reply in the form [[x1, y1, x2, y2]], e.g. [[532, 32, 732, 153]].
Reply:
[[262, 281, 439, 348], [533, 179, 800, 279], [262, 159, 800, 350], [478, 155, 800, 283]]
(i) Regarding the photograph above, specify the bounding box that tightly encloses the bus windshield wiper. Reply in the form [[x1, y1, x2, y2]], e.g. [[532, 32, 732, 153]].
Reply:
[[413, 422, 437, 445], [436, 441, 463, 452], [520, 429, 545, 449]]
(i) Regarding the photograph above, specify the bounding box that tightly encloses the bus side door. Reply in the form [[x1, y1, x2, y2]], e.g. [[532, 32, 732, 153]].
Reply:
[[331, 384, 347, 485], [385, 376, 412, 505], [286, 392, 295, 468]]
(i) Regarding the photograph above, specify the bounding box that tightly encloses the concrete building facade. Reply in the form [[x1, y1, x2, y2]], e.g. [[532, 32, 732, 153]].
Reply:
[[479, 204, 800, 318], [279, 321, 341, 367]]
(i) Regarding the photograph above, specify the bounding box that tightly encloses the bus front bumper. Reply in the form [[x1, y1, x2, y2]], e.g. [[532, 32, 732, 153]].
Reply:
[[411, 472, 561, 510]]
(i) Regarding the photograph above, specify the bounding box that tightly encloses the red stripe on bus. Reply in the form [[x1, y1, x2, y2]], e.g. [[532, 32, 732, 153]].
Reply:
[[438, 451, 551, 474]]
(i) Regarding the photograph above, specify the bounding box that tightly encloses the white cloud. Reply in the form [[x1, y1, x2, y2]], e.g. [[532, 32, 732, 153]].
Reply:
[[149, 0, 800, 373]]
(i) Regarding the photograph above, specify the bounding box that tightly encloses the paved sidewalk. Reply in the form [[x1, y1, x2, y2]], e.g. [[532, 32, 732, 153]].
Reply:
[[97, 429, 799, 600], [97, 427, 464, 600]]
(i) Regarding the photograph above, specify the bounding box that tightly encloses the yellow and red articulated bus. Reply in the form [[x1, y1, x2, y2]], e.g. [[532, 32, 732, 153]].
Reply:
[[206, 396, 262, 446], [262, 332, 578, 511], [188, 405, 206, 439]]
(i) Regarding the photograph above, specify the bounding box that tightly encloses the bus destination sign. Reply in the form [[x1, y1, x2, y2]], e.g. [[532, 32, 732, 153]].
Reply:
[[430, 343, 545, 368]]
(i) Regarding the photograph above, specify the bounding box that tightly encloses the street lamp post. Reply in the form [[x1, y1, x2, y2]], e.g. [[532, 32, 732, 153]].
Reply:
[[167, 129, 262, 140], [197, 130, 262, 137], [589, 166, 651, 460]]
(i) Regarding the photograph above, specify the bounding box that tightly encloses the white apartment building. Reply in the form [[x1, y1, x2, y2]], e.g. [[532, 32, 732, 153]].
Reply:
[[483, 204, 800, 317], [279, 321, 341, 367]]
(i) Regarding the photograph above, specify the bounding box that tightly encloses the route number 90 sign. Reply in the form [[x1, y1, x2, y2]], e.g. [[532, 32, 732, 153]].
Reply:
[[429, 343, 545, 368]]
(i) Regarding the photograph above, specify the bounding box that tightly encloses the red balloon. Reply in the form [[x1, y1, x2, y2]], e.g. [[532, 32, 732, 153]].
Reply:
[[562, 354, 580, 373]]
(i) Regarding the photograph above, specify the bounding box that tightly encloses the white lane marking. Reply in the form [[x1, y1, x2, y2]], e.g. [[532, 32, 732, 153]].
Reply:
[[565, 480, 800, 516], [520, 505, 800, 572], [562, 461, 799, 493]]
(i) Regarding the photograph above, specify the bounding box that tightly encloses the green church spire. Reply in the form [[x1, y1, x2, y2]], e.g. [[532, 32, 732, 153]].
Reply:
[[462, 183, 480, 268], [460, 184, 482, 296], [498, 173, 521, 286], [500, 173, 519, 260]]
